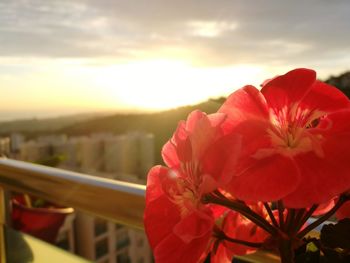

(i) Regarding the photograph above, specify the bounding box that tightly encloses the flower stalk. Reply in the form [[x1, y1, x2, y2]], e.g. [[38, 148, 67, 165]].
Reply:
[[297, 196, 349, 238], [203, 193, 278, 235]]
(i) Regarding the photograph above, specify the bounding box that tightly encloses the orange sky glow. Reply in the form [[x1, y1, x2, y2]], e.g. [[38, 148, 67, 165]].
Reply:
[[1, 1, 350, 120]]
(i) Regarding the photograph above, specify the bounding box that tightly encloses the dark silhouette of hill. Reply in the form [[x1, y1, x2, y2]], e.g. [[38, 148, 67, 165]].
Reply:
[[0, 112, 112, 135], [60, 98, 226, 164], [325, 71, 350, 98]]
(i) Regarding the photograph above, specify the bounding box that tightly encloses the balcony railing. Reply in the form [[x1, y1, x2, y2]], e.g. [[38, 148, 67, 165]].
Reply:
[[0, 158, 279, 263], [0, 158, 145, 263]]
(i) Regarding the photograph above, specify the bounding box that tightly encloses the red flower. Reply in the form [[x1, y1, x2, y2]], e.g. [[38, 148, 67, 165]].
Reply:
[[144, 110, 241, 263], [336, 201, 350, 220], [336, 191, 350, 219], [211, 204, 269, 263], [220, 68, 350, 208], [312, 199, 336, 216]]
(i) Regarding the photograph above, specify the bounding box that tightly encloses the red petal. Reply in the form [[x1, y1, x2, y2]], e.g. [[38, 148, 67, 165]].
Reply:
[[154, 228, 211, 263], [185, 110, 206, 133], [336, 201, 350, 220], [219, 85, 269, 126], [211, 243, 234, 263], [283, 149, 350, 209], [208, 112, 227, 128], [201, 133, 242, 188], [173, 120, 188, 143], [228, 154, 300, 203], [144, 194, 180, 250], [301, 81, 350, 113], [145, 166, 168, 203], [173, 210, 214, 243], [221, 211, 268, 256], [190, 120, 216, 160], [161, 141, 180, 168], [316, 110, 350, 135], [312, 199, 336, 216], [176, 136, 193, 163], [261, 68, 316, 110], [188, 111, 224, 160], [284, 115, 350, 207]]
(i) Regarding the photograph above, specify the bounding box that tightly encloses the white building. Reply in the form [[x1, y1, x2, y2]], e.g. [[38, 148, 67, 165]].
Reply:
[[103, 133, 154, 183], [10, 133, 25, 153], [80, 137, 104, 172], [52, 137, 86, 168], [19, 141, 51, 162], [37, 134, 67, 145], [137, 133, 154, 181], [75, 212, 152, 263], [0, 137, 10, 156]]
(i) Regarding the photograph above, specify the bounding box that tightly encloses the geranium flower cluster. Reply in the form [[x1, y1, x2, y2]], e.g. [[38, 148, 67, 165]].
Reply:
[[144, 69, 350, 263]]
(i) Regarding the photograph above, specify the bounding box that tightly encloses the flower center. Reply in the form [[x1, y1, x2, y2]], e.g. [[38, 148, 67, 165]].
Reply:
[[266, 103, 325, 157], [167, 162, 203, 217]]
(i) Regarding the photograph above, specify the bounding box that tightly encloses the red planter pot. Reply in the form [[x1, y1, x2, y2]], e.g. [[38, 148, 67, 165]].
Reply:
[[11, 196, 74, 243]]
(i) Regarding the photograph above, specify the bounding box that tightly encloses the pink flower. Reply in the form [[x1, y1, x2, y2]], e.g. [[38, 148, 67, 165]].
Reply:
[[220, 68, 350, 208], [144, 110, 241, 263]]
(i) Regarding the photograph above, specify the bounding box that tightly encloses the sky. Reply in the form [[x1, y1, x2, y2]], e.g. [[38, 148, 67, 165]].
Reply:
[[1, 0, 350, 120]]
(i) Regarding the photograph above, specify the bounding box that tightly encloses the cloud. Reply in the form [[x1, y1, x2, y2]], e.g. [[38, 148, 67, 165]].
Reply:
[[0, 0, 350, 69]]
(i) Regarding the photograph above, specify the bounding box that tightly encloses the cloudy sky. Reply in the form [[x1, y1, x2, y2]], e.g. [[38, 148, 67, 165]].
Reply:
[[1, 0, 350, 120]]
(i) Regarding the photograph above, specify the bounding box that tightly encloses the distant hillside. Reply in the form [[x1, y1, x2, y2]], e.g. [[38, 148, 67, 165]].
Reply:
[[1, 69, 349, 165], [59, 98, 226, 164], [0, 113, 109, 135]]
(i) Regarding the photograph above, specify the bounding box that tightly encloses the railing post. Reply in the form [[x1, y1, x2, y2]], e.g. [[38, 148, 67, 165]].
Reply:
[[0, 187, 6, 263]]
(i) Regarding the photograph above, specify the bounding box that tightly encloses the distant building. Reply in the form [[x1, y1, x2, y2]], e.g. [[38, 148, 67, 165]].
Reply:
[[0, 137, 10, 157], [80, 137, 104, 172], [19, 141, 51, 162], [75, 213, 152, 263], [10, 133, 25, 153], [137, 133, 154, 181], [103, 133, 154, 183], [52, 139, 81, 168], [37, 134, 67, 145], [15, 131, 155, 263]]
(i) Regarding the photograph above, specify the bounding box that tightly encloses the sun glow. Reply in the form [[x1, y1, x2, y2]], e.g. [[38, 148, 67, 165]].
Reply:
[[0, 58, 268, 115], [80, 59, 266, 111]]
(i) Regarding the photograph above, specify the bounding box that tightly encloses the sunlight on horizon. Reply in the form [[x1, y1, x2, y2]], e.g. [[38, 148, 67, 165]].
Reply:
[[1, 1, 350, 121], [67, 59, 267, 111], [0, 57, 271, 120]]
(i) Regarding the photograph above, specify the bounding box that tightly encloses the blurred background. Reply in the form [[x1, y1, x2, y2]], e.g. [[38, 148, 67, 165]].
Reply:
[[1, 1, 350, 262]]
